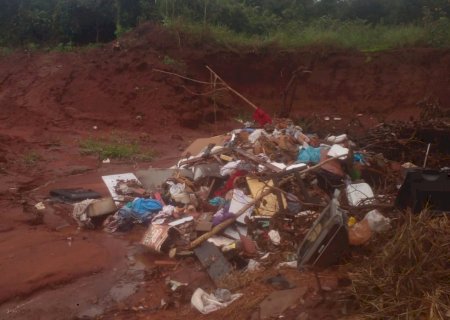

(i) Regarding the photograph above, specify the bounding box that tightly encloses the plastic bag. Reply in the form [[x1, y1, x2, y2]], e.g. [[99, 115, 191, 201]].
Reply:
[[191, 288, 242, 314]]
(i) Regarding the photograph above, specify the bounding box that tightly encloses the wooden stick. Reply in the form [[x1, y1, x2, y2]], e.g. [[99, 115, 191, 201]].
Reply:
[[423, 143, 431, 168], [206, 65, 258, 110], [153, 68, 213, 85], [189, 188, 272, 249]]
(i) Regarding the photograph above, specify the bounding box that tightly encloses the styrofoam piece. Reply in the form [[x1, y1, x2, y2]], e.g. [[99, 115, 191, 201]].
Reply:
[[270, 162, 287, 170], [327, 144, 349, 159], [168, 216, 194, 227], [285, 163, 307, 171], [326, 134, 348, 144], [346, 182, 375, 206], [102, 173, 140, 202]]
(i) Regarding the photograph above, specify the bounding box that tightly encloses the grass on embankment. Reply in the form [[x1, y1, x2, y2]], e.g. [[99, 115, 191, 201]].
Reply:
[[165, 18, 450, 52], [79, 136, 155, 161]]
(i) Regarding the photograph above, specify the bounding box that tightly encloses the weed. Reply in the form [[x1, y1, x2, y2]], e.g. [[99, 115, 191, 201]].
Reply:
[[163, 55, 177, 65], [53, 42, 75, 52], [23, 151, 42, 166], [0, 47, 13, 56], [79, 136, 154, 161]]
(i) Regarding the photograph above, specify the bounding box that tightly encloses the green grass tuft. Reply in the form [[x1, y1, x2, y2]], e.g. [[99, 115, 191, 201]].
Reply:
[[22, 151, 42, 166], [79, 137, 155, 161]]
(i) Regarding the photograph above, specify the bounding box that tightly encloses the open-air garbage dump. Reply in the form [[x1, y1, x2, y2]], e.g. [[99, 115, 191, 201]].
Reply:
[[1, 14, 450, 318], [46, 110, 449, 319]]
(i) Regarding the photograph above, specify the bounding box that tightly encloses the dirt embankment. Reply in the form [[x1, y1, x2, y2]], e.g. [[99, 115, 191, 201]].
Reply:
[[0, 23, 449, 319]]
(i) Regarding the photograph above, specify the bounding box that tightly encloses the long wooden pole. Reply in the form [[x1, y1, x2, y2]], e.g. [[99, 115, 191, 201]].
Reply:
[[206, 65, 258, 110]]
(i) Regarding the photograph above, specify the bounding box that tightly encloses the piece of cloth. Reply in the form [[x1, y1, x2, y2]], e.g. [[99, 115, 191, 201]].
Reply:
[[297, 146, 322, 164], [214, 170, 247, 196], [72, 199, 97, 228], [212, 207, 234, 226], [130, 198, 163, 215], [252, 108, 272, 126]]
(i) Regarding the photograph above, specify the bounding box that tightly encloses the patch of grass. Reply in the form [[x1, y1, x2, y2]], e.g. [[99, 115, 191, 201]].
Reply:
[[165, 18, 449, 52], [22, 151, 42, 166], [0, 47, 13, 56], [162, 54, 186, 72], [79, 136, 155, 161], [52, 42, 75, 52]]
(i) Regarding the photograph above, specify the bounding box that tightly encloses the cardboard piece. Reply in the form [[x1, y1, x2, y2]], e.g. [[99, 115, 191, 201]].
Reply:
[[141, 224, 180, 253], [246, 177, 287, 216], [184, 135, 227, 156]]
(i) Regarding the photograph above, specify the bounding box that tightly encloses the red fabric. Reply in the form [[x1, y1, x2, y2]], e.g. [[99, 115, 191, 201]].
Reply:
[[215, 170, 247, 196], [253, 108, 272, 126]]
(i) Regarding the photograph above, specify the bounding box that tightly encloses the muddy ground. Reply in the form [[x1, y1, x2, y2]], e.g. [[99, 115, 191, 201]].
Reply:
[[0, 24, 449, 319]]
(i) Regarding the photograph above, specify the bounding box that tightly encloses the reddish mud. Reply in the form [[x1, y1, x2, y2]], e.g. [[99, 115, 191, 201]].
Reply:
[[0, 23, 449, 319]]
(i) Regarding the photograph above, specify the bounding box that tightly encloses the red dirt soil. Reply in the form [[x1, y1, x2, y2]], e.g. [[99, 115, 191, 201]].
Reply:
[[0, 23, 449, 319]]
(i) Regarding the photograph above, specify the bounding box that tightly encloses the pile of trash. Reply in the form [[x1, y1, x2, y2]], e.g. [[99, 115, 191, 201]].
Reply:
[[47, 116, 450, 316]]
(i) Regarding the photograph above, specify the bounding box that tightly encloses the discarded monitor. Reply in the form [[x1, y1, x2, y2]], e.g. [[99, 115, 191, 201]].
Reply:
[[396, 169, 450, 213], [297, 191, 348, 269]]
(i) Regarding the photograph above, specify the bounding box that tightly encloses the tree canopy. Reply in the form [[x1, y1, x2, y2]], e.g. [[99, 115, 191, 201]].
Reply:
[[0, 0, 449, 46]]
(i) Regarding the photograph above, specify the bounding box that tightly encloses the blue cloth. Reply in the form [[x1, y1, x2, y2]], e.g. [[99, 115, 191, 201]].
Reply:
[[297, 146, 321, 164], [131, 198, 163, 215]]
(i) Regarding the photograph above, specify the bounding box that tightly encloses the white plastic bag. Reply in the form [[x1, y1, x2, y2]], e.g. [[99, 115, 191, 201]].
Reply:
[[365, 210, 391, 232], [191, 288, 242, 314]]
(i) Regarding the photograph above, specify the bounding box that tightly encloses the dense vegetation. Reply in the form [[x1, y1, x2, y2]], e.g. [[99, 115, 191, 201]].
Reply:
[[0, 0, 449, 50]]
